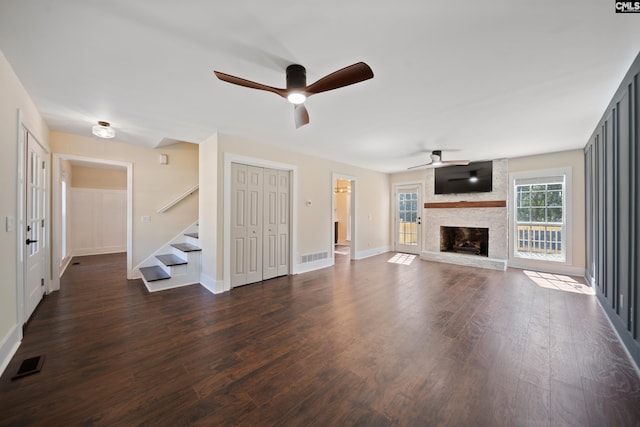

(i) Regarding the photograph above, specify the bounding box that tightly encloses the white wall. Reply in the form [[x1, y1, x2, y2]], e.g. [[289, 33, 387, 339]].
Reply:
[[50, 132, 199, 274], [214, 133, 390, 283], [198, 133, 218, 293], [0, 49, 49, 375], [70, 188, 127, 256]]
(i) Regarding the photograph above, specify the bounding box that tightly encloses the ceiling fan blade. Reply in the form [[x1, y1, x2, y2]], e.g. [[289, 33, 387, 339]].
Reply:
[[408, 162, 433, 170], [294, 104, 309, 128], [214, 70, 287, 98], [305, 62, 374, 95], [442, 160, 470, 166]]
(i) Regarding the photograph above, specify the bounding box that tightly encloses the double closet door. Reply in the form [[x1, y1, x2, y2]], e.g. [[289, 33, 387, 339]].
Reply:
[[231, 163, 290, 288]]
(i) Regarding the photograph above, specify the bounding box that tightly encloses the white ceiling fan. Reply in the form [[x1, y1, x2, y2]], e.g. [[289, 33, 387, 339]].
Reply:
[[408, 150, 469, 169]]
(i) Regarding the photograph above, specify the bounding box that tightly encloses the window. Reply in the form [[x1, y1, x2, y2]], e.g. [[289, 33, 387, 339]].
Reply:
[[397, 190, 418, 245], [513, 175, 566, 262]]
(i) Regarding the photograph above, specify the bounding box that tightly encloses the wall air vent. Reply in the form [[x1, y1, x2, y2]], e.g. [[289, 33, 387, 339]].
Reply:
[[301, 251, 329, 263]]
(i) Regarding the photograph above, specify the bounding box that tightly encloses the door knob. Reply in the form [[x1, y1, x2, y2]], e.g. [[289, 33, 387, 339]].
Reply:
[[26, 238, 38, 245]]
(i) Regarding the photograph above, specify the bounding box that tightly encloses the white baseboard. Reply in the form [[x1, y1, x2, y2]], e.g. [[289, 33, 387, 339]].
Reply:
[[72, 247, 126, 257], [0, 324, 22, 377], [354, 246, 391, 260], [294, 258, 334, 274], [594, 297, 640, 377], [59, 255, 72, 278], [200, 273, 226, 294], [508, 259, 585, 277]]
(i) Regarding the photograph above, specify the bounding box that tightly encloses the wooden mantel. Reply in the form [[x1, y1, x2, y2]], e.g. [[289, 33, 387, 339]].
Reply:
[[424, 200, 506, 209]]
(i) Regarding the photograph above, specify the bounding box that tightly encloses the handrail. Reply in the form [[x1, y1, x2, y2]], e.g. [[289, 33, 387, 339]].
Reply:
[[157, 184, 199, 213]]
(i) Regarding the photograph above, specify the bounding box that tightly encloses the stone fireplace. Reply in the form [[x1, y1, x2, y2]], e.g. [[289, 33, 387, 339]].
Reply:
[[440, 226, 489, 257], [420, 159, 508, 271]]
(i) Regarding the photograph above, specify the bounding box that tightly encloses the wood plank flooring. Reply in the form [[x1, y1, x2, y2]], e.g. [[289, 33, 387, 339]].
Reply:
[[1, 252, 639, 426]]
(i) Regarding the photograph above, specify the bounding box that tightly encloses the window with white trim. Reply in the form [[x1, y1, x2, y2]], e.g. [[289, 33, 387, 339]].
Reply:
[[514, 175, 566, 262]]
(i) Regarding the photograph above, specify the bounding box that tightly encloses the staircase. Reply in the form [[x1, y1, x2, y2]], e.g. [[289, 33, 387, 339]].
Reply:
[[138, 223, 201, 292]]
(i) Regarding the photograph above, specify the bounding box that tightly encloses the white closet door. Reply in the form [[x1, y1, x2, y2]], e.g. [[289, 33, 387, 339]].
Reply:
[[263, 168, 278, 280], [230, 163, 248, 287], [231, 163, 288, 288], [277, 170, 290, 276], [245, 165, 263, 285]]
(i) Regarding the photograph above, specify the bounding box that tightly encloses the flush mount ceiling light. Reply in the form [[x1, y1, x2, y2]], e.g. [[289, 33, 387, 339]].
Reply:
[[92, 121, 115, 139]]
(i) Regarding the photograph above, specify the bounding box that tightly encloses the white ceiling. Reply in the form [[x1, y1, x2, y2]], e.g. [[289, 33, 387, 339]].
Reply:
[[1, 1, 639, 173]]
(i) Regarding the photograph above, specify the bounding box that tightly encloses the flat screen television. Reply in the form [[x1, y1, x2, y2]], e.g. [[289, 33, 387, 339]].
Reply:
[[434, 161, 493, 195]]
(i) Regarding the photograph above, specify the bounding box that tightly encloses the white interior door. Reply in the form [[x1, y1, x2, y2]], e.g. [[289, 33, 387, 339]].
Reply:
[[230, 163, 248, 287], [24, 132, 48, 322], [245, 166, 263, 284], [276, 170, 290, 276], [263, 168, 278, 280], [394, 184, 422, 255]]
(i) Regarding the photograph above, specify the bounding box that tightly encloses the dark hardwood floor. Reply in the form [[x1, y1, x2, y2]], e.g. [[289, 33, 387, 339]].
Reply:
[[1, 252, 639, 426]]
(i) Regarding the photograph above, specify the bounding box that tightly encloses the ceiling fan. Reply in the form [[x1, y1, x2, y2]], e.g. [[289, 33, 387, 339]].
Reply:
[[408, 150, 469, 169], [214, 62, 374, 128]]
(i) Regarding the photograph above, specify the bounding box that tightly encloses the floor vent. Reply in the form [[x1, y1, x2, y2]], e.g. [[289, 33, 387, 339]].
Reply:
[[301, 251, 329, 263], [12, 355, 45, 380]]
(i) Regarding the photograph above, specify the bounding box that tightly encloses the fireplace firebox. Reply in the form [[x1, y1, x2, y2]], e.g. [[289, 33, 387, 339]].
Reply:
[[440, 226, 489, 257]]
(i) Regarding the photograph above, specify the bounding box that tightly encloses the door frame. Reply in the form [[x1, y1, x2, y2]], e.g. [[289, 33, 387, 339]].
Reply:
[[332, 172, 356, 260], [16, 109, 50, 326], [223, 153, 297, 292], [393, 182, 423, 254], [51, 154, 133, 289]]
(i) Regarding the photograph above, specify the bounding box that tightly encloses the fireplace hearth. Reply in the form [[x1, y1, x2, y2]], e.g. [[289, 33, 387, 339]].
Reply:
[[440, 226, 489, 257]]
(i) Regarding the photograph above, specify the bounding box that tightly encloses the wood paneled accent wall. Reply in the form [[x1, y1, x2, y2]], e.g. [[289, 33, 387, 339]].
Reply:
[[584, 52, 640, 366]]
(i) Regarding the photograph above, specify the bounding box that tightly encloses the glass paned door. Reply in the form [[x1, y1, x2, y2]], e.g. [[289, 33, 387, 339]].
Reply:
[[395, 185, 421, 254]]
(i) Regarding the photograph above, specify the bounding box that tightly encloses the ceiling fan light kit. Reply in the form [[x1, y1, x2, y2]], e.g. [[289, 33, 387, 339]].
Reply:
[[287, 92, 306, 105], [91, 121, 115, 139], [214, 62, 374, 128]]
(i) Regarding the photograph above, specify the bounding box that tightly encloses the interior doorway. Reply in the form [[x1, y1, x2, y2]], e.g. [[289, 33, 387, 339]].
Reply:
[[51, 154, 133, 290], [332, 173, 356, 260]]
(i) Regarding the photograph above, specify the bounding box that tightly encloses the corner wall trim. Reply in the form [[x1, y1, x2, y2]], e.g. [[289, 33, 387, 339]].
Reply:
[[199, 273, 225, 294], [0, 325, 22, 377]]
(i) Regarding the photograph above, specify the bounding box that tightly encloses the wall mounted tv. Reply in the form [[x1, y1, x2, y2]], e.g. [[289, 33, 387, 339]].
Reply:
[[434, 161, 493, 195]]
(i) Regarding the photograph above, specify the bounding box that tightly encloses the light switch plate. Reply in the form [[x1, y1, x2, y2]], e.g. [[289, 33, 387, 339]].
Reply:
[[6, 216, 15, 232]]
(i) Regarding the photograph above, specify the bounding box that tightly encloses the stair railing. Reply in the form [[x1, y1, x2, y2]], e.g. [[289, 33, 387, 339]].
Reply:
[[157, 184, 199, 213]]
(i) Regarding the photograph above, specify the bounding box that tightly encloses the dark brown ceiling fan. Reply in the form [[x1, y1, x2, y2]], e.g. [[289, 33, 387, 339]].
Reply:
[[214, 62, 374, 128]]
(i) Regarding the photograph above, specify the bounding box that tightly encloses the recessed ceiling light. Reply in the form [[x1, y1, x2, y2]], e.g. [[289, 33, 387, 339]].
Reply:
[[92, 121, 115, 139]]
